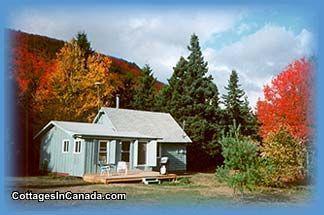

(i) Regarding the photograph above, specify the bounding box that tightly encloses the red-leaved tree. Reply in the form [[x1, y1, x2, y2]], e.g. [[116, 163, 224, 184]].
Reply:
[[257, 58, 314, 143], [10, 38, 57, 176]]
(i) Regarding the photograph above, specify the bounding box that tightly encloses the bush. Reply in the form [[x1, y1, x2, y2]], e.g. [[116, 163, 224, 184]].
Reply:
[[216, 124, 261, 195], [260, 128, 307, 186]]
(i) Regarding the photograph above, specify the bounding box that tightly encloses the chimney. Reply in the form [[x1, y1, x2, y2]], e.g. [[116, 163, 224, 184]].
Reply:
[[116, 94, 120, 109], [182, 120, 186, 130]]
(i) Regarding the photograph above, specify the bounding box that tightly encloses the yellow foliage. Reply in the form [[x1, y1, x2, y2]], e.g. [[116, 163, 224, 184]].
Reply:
[[35, 39, 119, 123], [261, 128, 306, 185]]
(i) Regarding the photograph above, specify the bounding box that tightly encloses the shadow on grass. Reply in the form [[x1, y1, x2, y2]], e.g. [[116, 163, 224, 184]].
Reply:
[[7, 175, 95, 189], [237, 186, 312, 204]]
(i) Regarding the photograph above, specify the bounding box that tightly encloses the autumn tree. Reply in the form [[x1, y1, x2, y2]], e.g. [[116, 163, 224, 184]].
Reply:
[[256, 58, 314, 143], [257, 58, 314, 184], [9, 36, 56, 175], [35, 39, 119, 123], [113, 72, 136, 109], [261, 128, 307, 186]]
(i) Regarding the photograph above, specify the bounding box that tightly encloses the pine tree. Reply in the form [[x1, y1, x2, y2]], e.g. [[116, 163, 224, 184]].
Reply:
[[155, 34, 222, 169], [241, 96, 259, 139], [132, 64, 157, 110], [75, 31, 93, 59], [182, 34, 222, 160], [222, 70, 258, 138], [155, 56, 188, 116]]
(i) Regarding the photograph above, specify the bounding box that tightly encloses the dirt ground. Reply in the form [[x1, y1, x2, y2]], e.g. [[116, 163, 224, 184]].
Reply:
[[5, 173, 313, 208]]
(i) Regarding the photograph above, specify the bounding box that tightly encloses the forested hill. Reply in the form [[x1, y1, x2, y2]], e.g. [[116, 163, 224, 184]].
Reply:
[[8, 29, 164, 89]]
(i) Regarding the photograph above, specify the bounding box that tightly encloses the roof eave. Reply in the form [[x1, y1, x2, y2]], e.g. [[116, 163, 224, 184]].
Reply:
[[73, 134, 162, 140]]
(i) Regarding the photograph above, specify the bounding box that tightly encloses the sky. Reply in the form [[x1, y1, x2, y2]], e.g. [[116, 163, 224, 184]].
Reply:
[[8, 4, 317, 108]]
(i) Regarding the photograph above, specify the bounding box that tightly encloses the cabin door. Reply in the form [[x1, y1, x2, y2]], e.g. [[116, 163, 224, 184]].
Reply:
[[120, 141, 130, 167], [72, 139, 85, 177]]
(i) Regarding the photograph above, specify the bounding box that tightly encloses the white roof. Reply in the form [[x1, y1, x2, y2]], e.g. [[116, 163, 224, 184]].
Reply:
[[99, 108, 192, 143], [34, 120, 159, 139]]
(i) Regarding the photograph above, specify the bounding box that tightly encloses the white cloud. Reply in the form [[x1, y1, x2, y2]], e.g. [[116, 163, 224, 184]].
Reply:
[[204, 25, 315, 108], [8, 7, 244, 82], [8, 7, 315, 108]]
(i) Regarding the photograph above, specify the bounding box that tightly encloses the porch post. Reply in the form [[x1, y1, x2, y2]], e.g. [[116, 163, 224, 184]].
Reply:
[[108, 140, 116, 165], [133, 140, 138, 167], [129, 141, 134, 169]]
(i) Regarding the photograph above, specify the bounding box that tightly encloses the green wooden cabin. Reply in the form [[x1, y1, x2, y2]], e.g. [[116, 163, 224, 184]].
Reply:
[[35, 108, 191, 177]]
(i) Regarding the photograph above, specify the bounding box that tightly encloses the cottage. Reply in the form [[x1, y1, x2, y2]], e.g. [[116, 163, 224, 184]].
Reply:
[[35, 107, 191, 177]]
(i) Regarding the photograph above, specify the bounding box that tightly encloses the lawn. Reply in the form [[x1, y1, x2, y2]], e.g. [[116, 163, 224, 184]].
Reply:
[[6, 173, 313, 208]]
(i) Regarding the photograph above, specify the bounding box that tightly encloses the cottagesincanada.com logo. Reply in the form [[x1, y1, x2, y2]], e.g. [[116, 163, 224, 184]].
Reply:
[[11, 190, 127, 202]]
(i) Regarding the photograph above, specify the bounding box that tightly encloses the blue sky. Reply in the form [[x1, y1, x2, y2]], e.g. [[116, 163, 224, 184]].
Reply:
[[7, 5, 317, 108]]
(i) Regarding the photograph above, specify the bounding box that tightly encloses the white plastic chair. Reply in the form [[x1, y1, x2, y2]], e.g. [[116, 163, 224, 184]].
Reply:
[[117, 161, 128, 175]]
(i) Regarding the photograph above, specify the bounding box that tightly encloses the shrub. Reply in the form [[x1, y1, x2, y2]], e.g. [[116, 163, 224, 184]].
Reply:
[[216, 124, 261, 195], [260, 128, 307, 186]]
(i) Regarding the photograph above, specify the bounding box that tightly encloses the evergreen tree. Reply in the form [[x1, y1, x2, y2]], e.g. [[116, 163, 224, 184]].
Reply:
[[222, 70, 258, 138], [132, 64, 157, 110], [75, 31, 93, 58], [241, 96, 259, 139], [155, 34, 222, 169], [182, 34, 222, 160], [155, 56, 187, 117]]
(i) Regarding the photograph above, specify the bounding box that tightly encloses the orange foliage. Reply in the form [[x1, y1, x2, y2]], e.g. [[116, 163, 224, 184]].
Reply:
[[257, 58, 314, 142]]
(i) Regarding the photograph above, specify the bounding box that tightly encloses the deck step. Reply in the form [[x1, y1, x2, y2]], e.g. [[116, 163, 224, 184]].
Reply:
[[142, 177, 160, 185]]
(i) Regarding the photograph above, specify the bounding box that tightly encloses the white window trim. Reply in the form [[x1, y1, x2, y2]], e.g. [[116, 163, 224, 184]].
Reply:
[[73, 139, 82, 154], [98, 140, 109, 164], [62, 139, 70, 153]]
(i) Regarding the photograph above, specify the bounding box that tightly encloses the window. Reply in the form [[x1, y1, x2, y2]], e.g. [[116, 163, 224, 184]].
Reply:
[[121, 141, 130, 162], [99, 141, 108, 164], [138, 142, 147, 165], [62, 140, 69, 153], [74, 140, 82, 153]]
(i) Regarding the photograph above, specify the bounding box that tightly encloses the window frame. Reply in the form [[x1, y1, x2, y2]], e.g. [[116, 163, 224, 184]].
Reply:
[[62, 139, 70, 153], [98, 140, 109, 164], [73, 139, 82, 154]]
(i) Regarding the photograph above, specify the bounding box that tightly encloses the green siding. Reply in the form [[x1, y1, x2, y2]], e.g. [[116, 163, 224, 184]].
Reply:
[[40, 123, 163, 176], [84, 139, 99, 174], [161, 143, 187, 171], [40, 127, 86, 177], [84, 139, 126, 174]]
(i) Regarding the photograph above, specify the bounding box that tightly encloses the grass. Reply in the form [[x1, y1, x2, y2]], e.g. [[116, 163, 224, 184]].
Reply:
[[7, 173, 92, 189], [6, 173, 313, 207]]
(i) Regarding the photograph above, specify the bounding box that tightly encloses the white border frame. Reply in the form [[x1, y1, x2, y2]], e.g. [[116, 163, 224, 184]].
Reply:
[[62, 139, 70, 153], [98, 140, 109, 164], [73, 139, 82, 154]]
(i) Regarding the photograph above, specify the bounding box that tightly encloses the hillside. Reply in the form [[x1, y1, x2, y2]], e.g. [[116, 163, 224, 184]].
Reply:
[[8, 29, 165, 176], [8, 29, 164, 89]]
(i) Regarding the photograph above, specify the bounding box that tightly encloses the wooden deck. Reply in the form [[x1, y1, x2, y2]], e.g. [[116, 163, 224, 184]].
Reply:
[[83, 170, 177, 184]]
